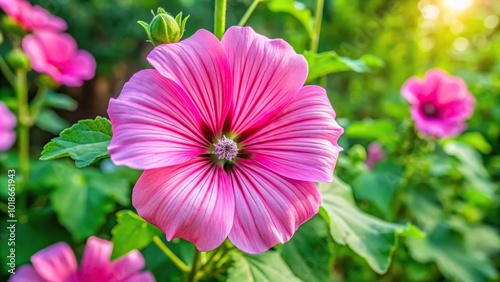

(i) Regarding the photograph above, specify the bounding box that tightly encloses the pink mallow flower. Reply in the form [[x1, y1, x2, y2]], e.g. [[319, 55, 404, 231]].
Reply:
[[0, 102, 16, 151], [0, 0, 67, 31], [22, 30, 96, 87], [365, 142, 386, 170], [9, 236, 154, 282], [402, 69, 475, 137], [108, 26, 344, 254]]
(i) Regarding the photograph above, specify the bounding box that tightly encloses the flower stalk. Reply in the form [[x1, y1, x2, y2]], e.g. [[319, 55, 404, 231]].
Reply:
[[214, 0, 227, 39], [153, 236, 190, 273], [238, 0, 261, 26]]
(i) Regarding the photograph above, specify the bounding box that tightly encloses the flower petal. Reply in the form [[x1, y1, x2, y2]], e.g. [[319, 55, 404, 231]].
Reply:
[[8, 266, 45, 282], [80, 236, 114, 281], [147, 29, 232, 136], [221, 26, 308, 134], [109, 250, 146, 282], [108, 69, 207, 170], [59, 50, 96, 87], [121, 272, 155, 282], [31, 242, 77, 282], [133, 157, 234, 251], [227, 159, 321, 254], [243, 86, 343, 182]]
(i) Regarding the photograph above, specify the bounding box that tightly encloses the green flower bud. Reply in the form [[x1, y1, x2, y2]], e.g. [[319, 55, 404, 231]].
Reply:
[[138, 8, 189, 46], [348, 144, 367, 163], [6, 49, 31, 71]]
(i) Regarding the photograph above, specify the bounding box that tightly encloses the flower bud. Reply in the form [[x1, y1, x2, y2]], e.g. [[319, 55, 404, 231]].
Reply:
[[348, 144, 367, 163], [6, 49, 31, 71], [138, 8, 189, 46]]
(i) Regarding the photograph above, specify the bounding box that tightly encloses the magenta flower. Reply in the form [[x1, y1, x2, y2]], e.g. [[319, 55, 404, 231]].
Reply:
[[108, 27, 343, 254], [0, 0, 67, 31], [0, 102, 16, 151], [402, 69, 475, 137], [22, 31, 96, 87], [365, 142, 385, 170], [9, 236, 154, 282]]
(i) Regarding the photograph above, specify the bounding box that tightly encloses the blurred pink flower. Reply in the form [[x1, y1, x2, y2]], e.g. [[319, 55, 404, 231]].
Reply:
[[108, 26, 343, 254], [402, 69, 475, 137], [9, 236, 154, 282], [0, 102, 16, 151], [22, 31, 96, 87], [0, 0, 67, 31], [366, 142, 385, 170]]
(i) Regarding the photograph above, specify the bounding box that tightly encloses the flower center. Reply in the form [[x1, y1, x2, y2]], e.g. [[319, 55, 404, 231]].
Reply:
[[422, 103, 439, 118], [213, 136, 238, 161]]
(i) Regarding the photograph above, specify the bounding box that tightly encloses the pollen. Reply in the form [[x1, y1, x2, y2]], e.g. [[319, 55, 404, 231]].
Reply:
[[213, 136, 238, 161]]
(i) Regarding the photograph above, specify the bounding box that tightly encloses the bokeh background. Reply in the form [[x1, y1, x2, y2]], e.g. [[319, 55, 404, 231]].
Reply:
[[1, 0, 499, 281]]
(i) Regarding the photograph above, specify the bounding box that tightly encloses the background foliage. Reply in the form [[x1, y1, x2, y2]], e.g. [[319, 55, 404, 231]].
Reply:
[[1, 0, 499, 281]]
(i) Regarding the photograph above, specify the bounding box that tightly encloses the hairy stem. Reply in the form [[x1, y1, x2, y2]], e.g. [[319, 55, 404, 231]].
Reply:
[[214, 0, 227, 39]]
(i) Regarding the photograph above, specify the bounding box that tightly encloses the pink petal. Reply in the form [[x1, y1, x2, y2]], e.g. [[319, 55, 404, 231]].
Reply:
[[147, 29, 232, 137], [0, 131, 16, 151], [401, 77, 423, 105], [80, 236, 114, 281], [411, 108, 467, 137], [22, 34, 57, 76], [221, 26, 308, 134], [227, 159, 321, 254], [8, 265, 45, 282], [0, 102, 16, 129], [59, 50, 96, 87], [31, 242, 78, 282], [31, 31, 77, 67], [109, 250, 146, 282], [243, 86, 343, 182], [28, 5, 67, 31], [108, 69, 208, 170], [121, 272, 155, 282], [133, 157, 234, 251]]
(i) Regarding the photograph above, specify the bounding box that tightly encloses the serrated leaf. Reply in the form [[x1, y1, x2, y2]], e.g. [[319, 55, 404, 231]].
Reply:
[[304, 51, 384, 82], [280, 216, 334, 282], [40, 116, 112, 168], [319, 177, 424, 274], [406, 223, 497, 282], [228, 251, 301, 282], [111, 210, 163, 259], [50, 166, 130, 241]]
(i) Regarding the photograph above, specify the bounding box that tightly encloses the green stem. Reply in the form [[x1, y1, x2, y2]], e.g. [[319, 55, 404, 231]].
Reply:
[[0, 56, 16, 86], [238, 0, 261, 26], [214, 0, 227, 39], [29, 85, 48, 125], [186, 248, 201, 282], [311, 0, 325, 53], [153, 236, 189, 273], [16, 70, 29, 196]]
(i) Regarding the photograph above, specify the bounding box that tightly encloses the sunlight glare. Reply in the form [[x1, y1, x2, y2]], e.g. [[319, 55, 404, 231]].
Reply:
[[444, 0, 473, 11]]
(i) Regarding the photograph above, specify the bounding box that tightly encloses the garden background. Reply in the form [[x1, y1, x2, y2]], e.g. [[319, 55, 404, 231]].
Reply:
[[1, 0, 499, 281]]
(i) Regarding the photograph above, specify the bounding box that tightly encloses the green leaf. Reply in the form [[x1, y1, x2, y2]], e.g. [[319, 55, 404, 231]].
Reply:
[[406, 224, 497, 282], [443, 141, 496, 200], [352, 161, 402, 217], [345, 119, 397, 147], [280, 216, 334, 282], [50, 166, 130, 241], [35, 108, 70, 134], [228, 251, 301, 282], [304, 51, 384, 82], [111, 210, 163, 259], [265, 0, 313, 36], [455, 132, 492, 154], [43, 91, 78, 111], [319, 177, 424, 274], [40, 116, 112, 168]]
